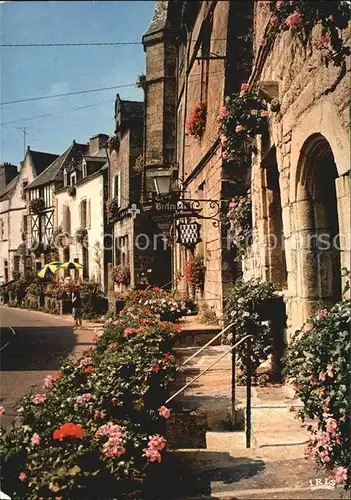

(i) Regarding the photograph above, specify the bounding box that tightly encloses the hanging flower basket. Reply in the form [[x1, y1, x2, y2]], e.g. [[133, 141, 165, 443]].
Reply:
[[111, 265, 130, 285], [184, 255, 205, 297], [226, 190, 252, 258], [75, 228, 88, 246], [186, 102, 207, 138], [30, 198, 45, 215], [107, 135, 120, 153], [68, 186, 76, 197], [106, 197, 120, 218]]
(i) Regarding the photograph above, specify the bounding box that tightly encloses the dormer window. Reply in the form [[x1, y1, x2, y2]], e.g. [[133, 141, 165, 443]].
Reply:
[[70, 173, 77, 186], [63, 169, 68, 187], [82, 160, 87, 178]]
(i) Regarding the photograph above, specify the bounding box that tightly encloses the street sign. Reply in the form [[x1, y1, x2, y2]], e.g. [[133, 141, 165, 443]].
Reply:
[[176, 221, 201, 249]]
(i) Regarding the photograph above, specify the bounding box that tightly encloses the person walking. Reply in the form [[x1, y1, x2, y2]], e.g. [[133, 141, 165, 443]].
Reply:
[[71, 287, 83, 330]]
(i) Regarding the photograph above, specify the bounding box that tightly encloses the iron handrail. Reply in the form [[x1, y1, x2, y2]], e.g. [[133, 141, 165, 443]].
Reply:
[[175, 322, 235, 371], [166, 334, 255, 448]]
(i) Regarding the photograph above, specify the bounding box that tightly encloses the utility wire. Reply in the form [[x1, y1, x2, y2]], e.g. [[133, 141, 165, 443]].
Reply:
[[0, 83, 137, 106], [0, 42, 141, 47]]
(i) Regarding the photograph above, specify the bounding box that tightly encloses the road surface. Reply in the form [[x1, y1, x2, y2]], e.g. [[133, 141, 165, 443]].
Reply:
[[0, 306, 93, 427]]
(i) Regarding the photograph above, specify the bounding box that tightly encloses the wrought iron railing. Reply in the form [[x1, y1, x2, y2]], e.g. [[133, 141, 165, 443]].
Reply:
[[166, 334, 255, 448]]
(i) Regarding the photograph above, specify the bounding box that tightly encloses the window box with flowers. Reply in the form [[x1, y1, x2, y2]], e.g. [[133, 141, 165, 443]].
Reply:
[[107, 134, 120, 153], [30, 198, 45, 215], [268, 0, 350, 67], [184, 255, 205, 299], [218, 84, 268, 169], [106, 197, 120, 220], [75, 227, 88, 246], [112, 265, 130, 286], [186, 102, 207, 139]]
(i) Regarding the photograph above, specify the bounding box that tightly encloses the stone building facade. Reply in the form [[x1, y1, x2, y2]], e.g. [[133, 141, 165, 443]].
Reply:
[[243, 1, 350, 339]]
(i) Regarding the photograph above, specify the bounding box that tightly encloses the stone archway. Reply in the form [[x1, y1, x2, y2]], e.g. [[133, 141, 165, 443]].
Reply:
[[295, 133, 341, 315]]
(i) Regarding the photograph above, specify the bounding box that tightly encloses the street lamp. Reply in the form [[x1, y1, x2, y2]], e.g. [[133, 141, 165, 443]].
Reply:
[[153, 169, 172, 195]]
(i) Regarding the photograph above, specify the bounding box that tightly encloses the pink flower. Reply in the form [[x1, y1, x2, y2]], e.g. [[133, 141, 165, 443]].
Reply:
[[0, 405, 5, 416], [260, 110, 269, 117], [319, 371, 326, 382], [220, 106, 229, 117], [76, 393, 92, 405], [240, 83, 249, 93], [333, 466, 348, 484], [326, 364, 334, 377], [19, 472, 27, 481], [31, 394, 46, 405], [235, 124, 244, 133], [313, 35, 330, 50], [309, 375, 318, 387], [326, 417, 338, 434], [316, 308, 328, 321], [230, 311, 237, 317], [148, 434, 166, 451], [96, 422, 123, 438], [31, 433, 41, 446], [158, 406, 171, 419], [251, 109, 258, 116], [143, 447, 162, 463], [285, 11, 303, 28], [242, 311, 250, 317], [79, 357, 93, 368], [42, 375, 54, 388], [320, 450, 331, 463]]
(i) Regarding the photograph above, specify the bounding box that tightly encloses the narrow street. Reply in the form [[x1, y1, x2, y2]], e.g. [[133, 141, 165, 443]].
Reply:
[[0, 306, 93, 428]]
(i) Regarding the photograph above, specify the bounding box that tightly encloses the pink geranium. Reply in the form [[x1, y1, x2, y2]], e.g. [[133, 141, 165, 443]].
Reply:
[[143, 447, 162, 463], [148, 434, 166, 451], [42, 375, 54, 388], [220, 135, 228, 146], [333, 466, 348, 484], [316, 308, 328, 321], [235, 124, 244, 133], [230, 311, 237, 317], [318, 371, 326, 382], [31, 433, 41, 446], [220, 106, 229, 117], [32, 394, 47, 405], [19, 472, 27, 481], [309, 375, 318, 386], [242, 311, 250, 317], [326, 364, 334, 377], [158, 406, 171, 419], [0, 405, 5, 416], [240, 83, 249, 93], [326, 417, 338, 434], [313, 35, 330, 50], [285, 11, 303, 28]]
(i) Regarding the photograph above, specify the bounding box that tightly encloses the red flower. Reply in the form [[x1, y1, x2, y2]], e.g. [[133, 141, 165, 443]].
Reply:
[[173, 323, 181, 331], [124, 327, 135, 336], [163, 352, 171, 363], [55, 372, 61, 380], [152, 365, 161, 374], [53, 423, 85, 440], [84, 366, 94, 374]]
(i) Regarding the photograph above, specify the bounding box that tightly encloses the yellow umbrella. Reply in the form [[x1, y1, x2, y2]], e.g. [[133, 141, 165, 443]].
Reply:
[[37, 262, 61, 279], [59, 261, 83, 271]]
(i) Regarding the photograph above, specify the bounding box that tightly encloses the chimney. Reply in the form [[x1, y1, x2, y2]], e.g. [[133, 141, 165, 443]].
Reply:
[[89, 134, 109, 155], [0, 163, 18, 193]]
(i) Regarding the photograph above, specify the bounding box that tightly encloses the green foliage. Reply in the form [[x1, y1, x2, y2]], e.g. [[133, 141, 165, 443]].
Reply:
[[29, 198, 45, 215], [226, 190, 252, 258], [124, 287, 187, 322], [0, 305, 177, 499], [284, 271, 351, 489], [111, 265, 130, 285], [224, 278, 277, 379]]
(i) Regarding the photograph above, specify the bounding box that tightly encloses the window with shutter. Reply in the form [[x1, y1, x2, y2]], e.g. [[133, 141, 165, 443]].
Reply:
[[81, 199, 87, 228], [87, 199, 91, 228]]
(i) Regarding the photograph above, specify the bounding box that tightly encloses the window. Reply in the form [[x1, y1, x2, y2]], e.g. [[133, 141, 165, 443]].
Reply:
[[113, 173, 121, 207], [4, 259, 8, 283], [82, 160, 87, 178], [80, 199, 87, 228], [70, 173, 77, 186], [63, 169, 68, 187], [200, 15, 213, 103], [21, 180, 28, 199], [22, 215, 28, 234], [0, 219, 4, 240]]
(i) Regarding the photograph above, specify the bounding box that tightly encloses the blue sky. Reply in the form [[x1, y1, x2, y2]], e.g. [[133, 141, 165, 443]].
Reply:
[[0, 1, 155, 166]]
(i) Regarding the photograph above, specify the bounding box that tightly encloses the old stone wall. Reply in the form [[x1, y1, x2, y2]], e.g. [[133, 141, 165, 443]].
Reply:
[[244, 1, 351, 338]]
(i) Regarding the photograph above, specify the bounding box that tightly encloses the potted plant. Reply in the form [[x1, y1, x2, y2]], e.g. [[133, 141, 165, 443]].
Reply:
[[68, 185, 76, 197], [184, 255, 206, 298], [112, 265, 130, 285], [186, 102, 207, 138], [30, 198, 45, 215]]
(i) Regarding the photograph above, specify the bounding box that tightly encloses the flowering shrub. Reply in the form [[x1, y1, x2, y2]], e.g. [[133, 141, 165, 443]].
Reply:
[[224, 278, 277, 382], [284, 276, 351, 489], [184, 255, 205, 297], [226, 190, 252, 258], [111, 265, 130, 285], [186, 101, 207, 138], [218, 86, 268, 168], [29, 198, 45, 215], [106, 196, 120, 219], [269, 0, 350, 67], [0, 304, 176, 499], [124, 288, 187, 322]]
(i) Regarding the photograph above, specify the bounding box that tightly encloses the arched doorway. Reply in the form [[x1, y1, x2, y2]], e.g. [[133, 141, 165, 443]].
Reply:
[[296, 134, 341, 308]]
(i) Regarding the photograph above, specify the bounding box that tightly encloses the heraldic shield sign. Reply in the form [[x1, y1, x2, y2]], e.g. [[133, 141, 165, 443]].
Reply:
[[176, 221, 202, 250]]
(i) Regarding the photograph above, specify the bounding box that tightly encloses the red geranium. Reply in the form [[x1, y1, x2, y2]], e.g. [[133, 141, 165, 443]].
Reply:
[[152, 365, 161, 374], [186, 102, 207, 138], [84, 366, 94, 374], [53, 423, 85, 441]]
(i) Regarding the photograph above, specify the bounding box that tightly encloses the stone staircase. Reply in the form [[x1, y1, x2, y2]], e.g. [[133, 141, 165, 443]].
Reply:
[[160, 321, 347, 499]]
